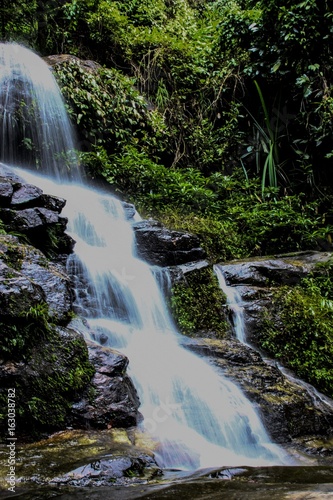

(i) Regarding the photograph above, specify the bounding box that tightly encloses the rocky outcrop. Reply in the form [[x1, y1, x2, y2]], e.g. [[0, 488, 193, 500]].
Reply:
[[220, 252, 330, 287], [72, 340, 141, 429], [50, 453, 160, 487], [0, 163, 74, 256], [0, 235, 72, 322], [44, 54, 101, 73], [133, 219, 205, 266], [187, 337, 333, 449], [217, 252, 333, 345], [211, 253, 333, 454]]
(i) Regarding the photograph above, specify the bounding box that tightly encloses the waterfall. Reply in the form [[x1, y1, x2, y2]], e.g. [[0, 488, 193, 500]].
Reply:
[[0, 43, 78, 181], [214, 264, 333, 427], [0, 43, 289, 470], [213, 265, 248, 344]]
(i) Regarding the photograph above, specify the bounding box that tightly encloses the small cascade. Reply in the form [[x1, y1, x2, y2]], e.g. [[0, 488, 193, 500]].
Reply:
[[1, 42, 290, 471], [214, 263, 333, 424], [214, 264, 248, 344]]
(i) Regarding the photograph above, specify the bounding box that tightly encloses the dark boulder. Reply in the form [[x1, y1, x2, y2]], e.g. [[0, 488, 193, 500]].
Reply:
[[0, 164, 73, 256], [72, 340, 141, 429], [0, 178, 14, 204], [217, 252, 333, 345], [133, 219, 205, 266], [221, 258, 308, 287], [10, 183, 43, 208], [0, 325, 95, 436], [50, 455, 160, 487], [187, 338, 333, 446], [39, 193, 66, 213], [0, 235, 73, 322], [0, 260, 45, 317], [0, 206, 65, 230], [50, 454, 160, 487]]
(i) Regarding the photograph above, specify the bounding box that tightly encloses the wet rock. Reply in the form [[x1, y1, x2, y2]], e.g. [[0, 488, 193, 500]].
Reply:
[[220, 252, 333, 288], [0, 325, 94, 437], [72, 341, 141, 429], [0, 235, 73, 321], [221, 259, 308, 287], [0, 428, 161, 492], [0, 165, 74, 256], [40, 193, 66, 213], [0, 162, 23, 183], [0, 260, 44, 316], [22, 260, 72, 322], [0, 207, 74, 256], [87, 341, 129, 376], [168, 259, 211, 285], [187, 338, 333, 445], [0, 206, 65, 230], [51, 454, 160, 487], [0, 178, 13, 204], [44, 54, 102, 73], [10, 183, 43, 207], [133, 219, 205, 266], [217, 252, 333, 345]]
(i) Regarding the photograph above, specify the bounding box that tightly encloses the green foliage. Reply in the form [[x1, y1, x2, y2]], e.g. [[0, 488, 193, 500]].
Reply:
[[0, 330, 94, 431], [0, 0, 38, 43], [159, 210, 243, 262], [224, 185, 332, 255], [260, 284, 333, 398], [82, 144, 332, 260], [170, 267, 228, 337], [3, 0, 333, 193], [85, 145, 221, 213], [54, 59, 168, 159], [302, 259, 333, 300], [0, 307, 94, 432], [0, 220, 6, 235], [0, 302, 51, 359]]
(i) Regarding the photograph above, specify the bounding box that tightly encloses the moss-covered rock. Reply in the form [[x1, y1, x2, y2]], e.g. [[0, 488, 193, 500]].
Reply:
[[169, 264, 228, 337], [187, 338, 333, 448], [217, 253, 333, 399], [0, 326, 95, 437]]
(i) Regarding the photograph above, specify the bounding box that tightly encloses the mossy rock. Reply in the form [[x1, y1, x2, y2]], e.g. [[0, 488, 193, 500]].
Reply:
[[259, 283, 333, 399], [169, 266, 228, 337], [0, 325, 95, 438]]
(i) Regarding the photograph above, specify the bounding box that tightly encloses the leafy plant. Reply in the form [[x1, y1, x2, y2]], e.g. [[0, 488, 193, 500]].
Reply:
[[260, 283, 333, 398]]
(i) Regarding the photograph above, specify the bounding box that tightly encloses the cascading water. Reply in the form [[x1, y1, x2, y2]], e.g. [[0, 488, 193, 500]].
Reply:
[[0, 43, 289, 470], [0, 43, 78, 180], [213, 265, 333, 418], [213, 265, 248, 344]]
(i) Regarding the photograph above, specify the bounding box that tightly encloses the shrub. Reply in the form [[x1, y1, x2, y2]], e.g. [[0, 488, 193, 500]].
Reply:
[[260, 283, 333, 398]]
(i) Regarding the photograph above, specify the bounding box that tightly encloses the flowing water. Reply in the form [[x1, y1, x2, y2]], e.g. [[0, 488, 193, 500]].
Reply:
[[214, 264, 333, 425], [0, 43, 78, 180], [0, 42, 289, 470], [214, 265, 248, 344]]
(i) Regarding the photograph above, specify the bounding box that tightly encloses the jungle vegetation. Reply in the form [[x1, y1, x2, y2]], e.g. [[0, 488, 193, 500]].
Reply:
[[1, 0, 333, 396]]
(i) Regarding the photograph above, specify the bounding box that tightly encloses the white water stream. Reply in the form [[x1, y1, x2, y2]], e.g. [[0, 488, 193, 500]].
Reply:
[[213, 264, 333, 421], [214, 265, 248, 344], [0, 42, 289, 470]]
